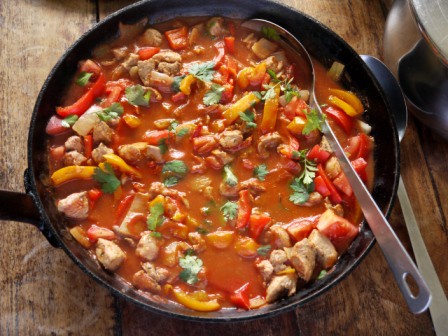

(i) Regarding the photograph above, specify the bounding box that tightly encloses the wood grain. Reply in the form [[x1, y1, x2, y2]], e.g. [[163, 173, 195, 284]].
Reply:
[[0, 0, 446, 335]]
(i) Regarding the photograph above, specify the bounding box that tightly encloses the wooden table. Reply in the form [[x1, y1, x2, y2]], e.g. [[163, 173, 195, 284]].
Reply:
[[0, 0, 446, 334]]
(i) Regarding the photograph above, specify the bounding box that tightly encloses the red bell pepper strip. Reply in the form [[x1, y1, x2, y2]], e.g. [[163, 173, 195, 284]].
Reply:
[[224, 36, 235, 54], [314, 175, 330, 197], [164, 26, 188, 50], [248, 214, 271, 240], [84, 134, 93, 159], [56, 73, 106, 117], [171, 92, 187, 103], [138, 47, 160, 60], [87, 224, 116, 242], [351, 157, 368, 182], [88, 188, 102, 202], [324, 106, 354, 134], [142, 130, 171, 145], [114, 194, 135, 225], [317, 164, 342, 204], [230, 282, 250, 310], [236, 189, 252, 229], [307, 144, 331, 163]]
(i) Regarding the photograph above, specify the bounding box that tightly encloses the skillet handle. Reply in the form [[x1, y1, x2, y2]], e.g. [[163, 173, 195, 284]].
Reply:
[[0, 188, 60, 248]]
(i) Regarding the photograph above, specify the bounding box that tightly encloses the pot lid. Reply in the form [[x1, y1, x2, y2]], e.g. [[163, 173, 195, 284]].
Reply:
[[410, 0, 448, 64]]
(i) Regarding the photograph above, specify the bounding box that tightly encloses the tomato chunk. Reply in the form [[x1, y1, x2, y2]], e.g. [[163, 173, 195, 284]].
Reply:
[[317, 209, 359, 252], [248, 214, 271, 240], [324, 106, 354, 134]]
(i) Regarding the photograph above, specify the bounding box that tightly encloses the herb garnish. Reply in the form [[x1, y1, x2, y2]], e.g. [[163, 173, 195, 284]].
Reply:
[[289, 177, 314, 205], [257, 245, 271, 256], [239, 110, 257, 129], [179, 254, 203, 285], [223, 165, 238, 186], [254, 164, 269, 181], [188, 61, 216, 82], [76, 72, 93, 86], [61, 115, 79, 128], [93, 162, 120, 194], [261, 26, 280, 41], [162, 160, 188, 186], [147, 202, 165, 231], [97, 103, 124, 122], [303, 109, 326, 135], [220, 201, 238, 221], [125, 84, 151, 107], [203, 83, 224, 106]]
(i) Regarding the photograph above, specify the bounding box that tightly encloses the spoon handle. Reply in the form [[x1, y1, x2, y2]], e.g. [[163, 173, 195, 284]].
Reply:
[[319, 110, 431, 313]]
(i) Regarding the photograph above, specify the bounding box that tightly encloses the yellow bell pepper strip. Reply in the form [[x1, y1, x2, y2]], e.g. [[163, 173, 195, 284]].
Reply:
[[123, 114, 141, 128], [69, 226, 92, 248], [172, 287, 221, 312], [286, 116, 307, 135], [328, 95, 359, 117], [260, 83, 280, 133], [247, 62, 267, 86], [51, 165, 96, 186], [236, 67, 253, 89], [179, 74, 196, 95], [328, 89, 364, 115], [103, 153, 142, 178], [222, 92, 260, 124]]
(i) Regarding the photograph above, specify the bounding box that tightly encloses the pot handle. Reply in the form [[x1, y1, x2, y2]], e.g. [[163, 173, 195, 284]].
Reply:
[[0, 175, 60, 247]]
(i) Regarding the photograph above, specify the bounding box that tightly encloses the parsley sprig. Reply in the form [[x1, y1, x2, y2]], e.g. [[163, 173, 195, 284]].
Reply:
[[265, 70, 301, 103], [223, 165, 238, 186], [289, 177, 314, 205], [76, 72, 93, 87], [261, 26, 280, 41], [188, 61, 216, 82], [147, 202, 165, 231], [125, 85, 151, 107], [203, 83, 224, 106], [303, 109, 326, 135], [179, 254, 203, 285], [239, 110, 257, 129], [220, 201, 238, 221], [254, 164, 269, 181], [93, 162, 120, 194], [97, 103, 124, 122], [162, 160, 188, 186]]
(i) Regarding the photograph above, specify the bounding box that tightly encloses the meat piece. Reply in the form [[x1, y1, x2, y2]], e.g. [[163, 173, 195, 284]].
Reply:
[[137, 60, 155, 85], [122, 53, 139, 70], [219, 130, 243, 150], [141, 28, 163, 47], [219, 180, 239, 198], [308, 229, 338, 269], [211, 149, 234, 165], [263, 51, 288, 72], [265, 274, 298, 303], [147, 87, 162, 102], [147, 145, 164, 163], [112, 47, 128, 61], [64, 136, 83, 153], [152, 50, 182, 65], [132, 270, 161, 293], [137, 50, 182, 87], [93, 121, 113, 144], [287, 238, 316, 282], [63, 151, 87, 166], [252, 38, 278, 59], [57, 191, 89, 220], [118, 142, 147, 163], [147, 71, 174, 91], [141, 262, 169, 283], [301, 192, 323, 207], [136, 232, 161, 261], [148, 182, 189, 207], [324, 199, 344, 217], [206, 17, 228, 38], [269, 249, 288, 273], [95, 238, 126, 271], [92, 142, 114, 164], [258, 132, 282, 158], [158, 61, 181, 76], [324, 156, 341, 180], [193, 135, 218, 155], [239, 178, 266, 195], [256, 260, 274, 282], [188, 232, 206, 253], [269, 226, 292, 248]]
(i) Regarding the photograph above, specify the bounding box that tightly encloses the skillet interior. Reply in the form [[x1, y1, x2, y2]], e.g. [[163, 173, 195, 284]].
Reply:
[[28, 0, 399, 321]]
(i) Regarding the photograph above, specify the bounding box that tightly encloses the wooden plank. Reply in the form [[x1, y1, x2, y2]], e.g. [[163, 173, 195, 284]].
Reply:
[[0, 1, 116, 335]]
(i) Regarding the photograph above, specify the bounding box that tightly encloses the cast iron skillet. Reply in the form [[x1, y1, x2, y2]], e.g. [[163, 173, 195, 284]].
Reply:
[[0, 0, 399, 322]]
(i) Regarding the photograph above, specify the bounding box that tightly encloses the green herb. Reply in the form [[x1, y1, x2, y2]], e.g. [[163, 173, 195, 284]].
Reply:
[[262, 82, 279, 101], [201, 207, 211, 216], [253, 91, 262, 100], [125, 85, 151, 106], [291, 150, 317, 185], [254, 164, 269, 181], [257, 245, 271, 256], [223, 165, 238, 186], [150, 231, 162, 238], [176, 127, 189, 138], [93, 162, 120, 194], [220, 201, 238, 221], [188, 61, 216, 82], [317, 270, 327, 280], [203, 83, 224, 105], [239, 110, 257, 129], [97, 102, 124, 122], [267, 69, 278, 80], [158, 138, 168, 155], [289, 177, 314, 205], [172, 75, 186, 92], [147, 202, 165, 231], [179, 255, 203, 285], [261, 26, 280, 41], [163, 176, 179, 187], [196, 227, 209, 235], [61, 115, 79, 128], [162, 160, 188, 186], [303, 109, 325, 135], [168, 120, 180, 131], [76, 72, 93, 86]]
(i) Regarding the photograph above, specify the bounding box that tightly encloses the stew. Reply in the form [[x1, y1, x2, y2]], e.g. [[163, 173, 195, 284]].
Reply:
[[45, 17, 373, 311]]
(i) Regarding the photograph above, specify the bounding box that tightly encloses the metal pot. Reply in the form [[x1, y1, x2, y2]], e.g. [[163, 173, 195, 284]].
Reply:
[[383, 0, 448, 139], [0, 0, 399, 322]]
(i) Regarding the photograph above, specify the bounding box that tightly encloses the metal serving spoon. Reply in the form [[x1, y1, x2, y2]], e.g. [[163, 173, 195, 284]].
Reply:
[[242, 18, 431, 314], [362, 55, 448, 335]]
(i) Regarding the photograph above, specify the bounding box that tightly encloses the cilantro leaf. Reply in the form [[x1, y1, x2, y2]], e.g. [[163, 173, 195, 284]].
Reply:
[[188, 61, 216, 82], [289, 177, 314, 205], [97, 103, 124, 122], [254, 164, 269, 181], [220, 201, 238, 221], [76, 72, 93, 86], [125, 85, 151, 106], [261, 26, 280, 41], [61, 115, 79, 128], [262, 83, 279, 101], [303, 109, 325, 135], [147, 202, 165, 231], [239, 110, 257, 129], [257, 245, 271, 256], [93, 162, 120, 194], [176, 127, 189, 138], [163, 176, 179, 187], [179, 255, 203, 285], [317, 270, 327, 280], [223, 165, 238, 186], [267, 69, 279, 81], [168, 120, 180, 132], [158, 138, 168, 154], [172, 75, 186, 92], [203, 83, 224, 106], [162, 160, 188, 186]]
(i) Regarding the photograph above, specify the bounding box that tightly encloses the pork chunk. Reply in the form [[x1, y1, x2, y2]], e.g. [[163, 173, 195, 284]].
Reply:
[[258, 132, 282, 158], [93, 121, 113, 144], [269, 226, 292, 248], [219, 130, 243, 150], [63, 151, 87, 166], [122, 53, 139, 70], [142, 262, 169, 283], [287, 238, 316, 282], [136, 232, 161, 261], [308, 229, 338, 269], [137, 50, 182, 86], [95, 238, 126, 271], [92, 143, 114, 163], [132, 270, 161, 293], [269, 249, 288, 273], [188, 232, 206, 253], [142, 28, 163, 47], [57, 191, 89, 220], [256, 260, 274, 282], [64, 135, 83, 153], [265, 274, 298, 303]]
